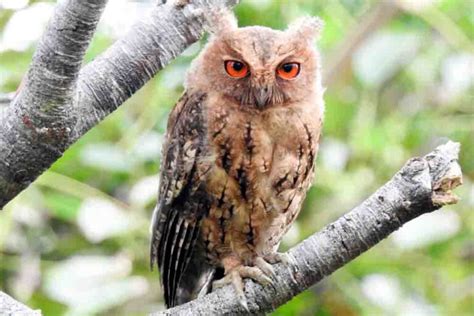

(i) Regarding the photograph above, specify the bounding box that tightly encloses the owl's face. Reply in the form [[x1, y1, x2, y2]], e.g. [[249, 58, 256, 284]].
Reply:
[[186, 17, 323, 109]]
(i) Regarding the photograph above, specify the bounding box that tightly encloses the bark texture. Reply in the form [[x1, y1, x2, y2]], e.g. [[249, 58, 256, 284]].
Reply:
[[0, 0, 108, 208], [152, 141, 462, 315], [0, 0, 238, 209]]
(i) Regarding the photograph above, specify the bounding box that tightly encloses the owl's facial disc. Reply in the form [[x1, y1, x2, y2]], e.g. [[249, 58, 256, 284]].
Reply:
[[221, 59, 302, 108], [186, 24, 320, 110]]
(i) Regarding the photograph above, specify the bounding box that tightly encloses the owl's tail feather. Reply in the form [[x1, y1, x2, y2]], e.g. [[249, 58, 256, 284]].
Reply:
[[151, 198, 215, 308], [172, 240, 217, 307]]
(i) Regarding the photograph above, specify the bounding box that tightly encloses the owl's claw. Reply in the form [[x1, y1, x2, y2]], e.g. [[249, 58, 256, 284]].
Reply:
[[264, 252, 298, 272], [212, 261, 275, 311], [212, 269, 248, 311], [253, 256, 277, 280], [264, 252, 294, 264]]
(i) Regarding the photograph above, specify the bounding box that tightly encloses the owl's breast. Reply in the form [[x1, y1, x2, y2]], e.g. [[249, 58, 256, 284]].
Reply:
[[206, 99, 322, 195], [202, 96, 322, 262]]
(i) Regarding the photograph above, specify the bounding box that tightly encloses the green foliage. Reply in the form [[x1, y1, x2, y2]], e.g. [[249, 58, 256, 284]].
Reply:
[[0, 0, 472, 315]]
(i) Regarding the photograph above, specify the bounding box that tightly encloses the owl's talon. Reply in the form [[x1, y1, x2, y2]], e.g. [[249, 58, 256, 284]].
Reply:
[[264, 252, 298, 271], [253, 256, 277, 280], [212, 262, 276, 310], [239, 265, 273, 285], [212, 268, 249, 310], [212, 269, 238, 290], [239, 298, 249, 312]]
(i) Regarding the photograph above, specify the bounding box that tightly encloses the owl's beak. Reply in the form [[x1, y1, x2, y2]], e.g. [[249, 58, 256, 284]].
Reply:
[[255, 86, 270, 108]]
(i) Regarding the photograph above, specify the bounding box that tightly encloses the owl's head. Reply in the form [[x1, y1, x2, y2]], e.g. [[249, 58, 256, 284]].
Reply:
[[186, 11, 324, 109]]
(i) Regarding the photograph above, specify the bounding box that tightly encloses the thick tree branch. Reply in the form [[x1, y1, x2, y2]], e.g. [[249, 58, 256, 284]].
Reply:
[[0, 291, 40, 315], [0, 0, 238, 209], [73, 0, 219, 137], [154, 141, 462, 315], [0, 145, 462, 314], [0, 0, 108, 208]]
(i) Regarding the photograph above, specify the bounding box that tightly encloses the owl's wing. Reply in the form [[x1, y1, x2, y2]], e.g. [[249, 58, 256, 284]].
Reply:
[[150, 92, 213, 307]]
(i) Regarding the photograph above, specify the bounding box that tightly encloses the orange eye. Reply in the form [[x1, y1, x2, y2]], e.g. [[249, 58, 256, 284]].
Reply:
[[225, 60, 249, 78], [277, 62, 300, 80]]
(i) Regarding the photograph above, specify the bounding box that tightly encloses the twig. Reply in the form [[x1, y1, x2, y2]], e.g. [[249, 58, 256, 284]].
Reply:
[[154, 141, 462, 315]]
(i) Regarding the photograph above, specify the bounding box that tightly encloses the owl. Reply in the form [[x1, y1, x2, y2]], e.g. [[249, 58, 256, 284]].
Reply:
[[150, 10, 324, 309]]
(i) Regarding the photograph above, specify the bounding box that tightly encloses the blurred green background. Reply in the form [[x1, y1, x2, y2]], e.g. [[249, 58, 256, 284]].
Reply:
[[0, 0, 472, 315]]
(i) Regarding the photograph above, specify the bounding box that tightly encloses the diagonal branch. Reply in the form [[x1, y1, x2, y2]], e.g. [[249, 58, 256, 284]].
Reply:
[[0, 0, 239, 209], [154, 141, 462, 315], [0, 0, 108, 208], [73, 0, 223, 138], [21, 0, 109, 106], [0, 142, 462, 315]]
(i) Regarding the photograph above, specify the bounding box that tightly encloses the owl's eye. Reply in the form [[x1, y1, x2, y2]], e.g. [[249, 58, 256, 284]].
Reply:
[[277, 62, 300, 80], [224, 60, 249, 78]]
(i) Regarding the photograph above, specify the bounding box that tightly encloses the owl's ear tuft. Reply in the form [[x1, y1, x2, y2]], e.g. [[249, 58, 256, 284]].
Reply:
[[205, 7, 238, 36], [287, 16, 324, 42]]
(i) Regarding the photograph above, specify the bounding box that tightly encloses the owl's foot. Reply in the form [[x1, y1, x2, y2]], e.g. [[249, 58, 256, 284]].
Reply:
[[264, 252, 298, 274], [212, 258, 276, 311], [264, 252, 297, 266]]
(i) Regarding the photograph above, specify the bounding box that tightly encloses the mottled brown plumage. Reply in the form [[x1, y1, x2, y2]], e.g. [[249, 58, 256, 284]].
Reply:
[[151, 10, 324, 308]]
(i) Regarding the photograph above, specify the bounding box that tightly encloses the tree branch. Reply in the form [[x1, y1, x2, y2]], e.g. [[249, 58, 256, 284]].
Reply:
[[154, 141, 462, 315], [0, 0, 238, 209], [0, 141, 463, 315], [0, 0, 108, 208], [0, 291, 40, 316], [73, 0, 223, 137]]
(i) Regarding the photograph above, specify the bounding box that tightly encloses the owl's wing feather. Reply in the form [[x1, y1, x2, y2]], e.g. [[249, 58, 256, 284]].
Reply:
[[173, 218, 199, 298], [150, 92, 212, 307]]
